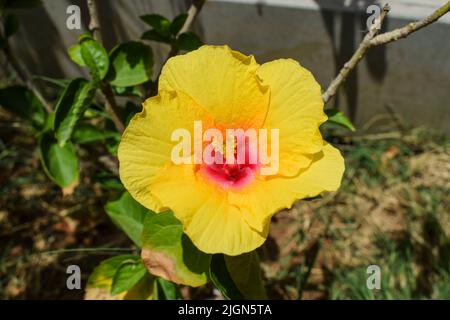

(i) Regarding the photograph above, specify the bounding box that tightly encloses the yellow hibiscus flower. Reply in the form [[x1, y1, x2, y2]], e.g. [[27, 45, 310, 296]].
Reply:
[[118, 45, 344, 256]]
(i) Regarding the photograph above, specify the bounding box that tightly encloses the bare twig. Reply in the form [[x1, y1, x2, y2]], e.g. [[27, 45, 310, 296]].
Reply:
[[322, 1, 450, 104], [86, 0, 102, 42], [152, 0, 207, 92], [86, 0, 124, 133], [322, 4, 390, 103], [370, 2, 450, 46]]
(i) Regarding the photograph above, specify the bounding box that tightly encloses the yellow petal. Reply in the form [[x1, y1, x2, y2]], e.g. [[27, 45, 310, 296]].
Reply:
[[159, 45, 270, 129], [149, 164, 268, 256], [118, 90, 212, 212], [257, 59, 327, 176], [229, 143, 344, 232]]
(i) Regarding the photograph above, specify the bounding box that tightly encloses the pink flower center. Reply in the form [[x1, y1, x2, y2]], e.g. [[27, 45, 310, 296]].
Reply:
[[199, 137, 260, 190]]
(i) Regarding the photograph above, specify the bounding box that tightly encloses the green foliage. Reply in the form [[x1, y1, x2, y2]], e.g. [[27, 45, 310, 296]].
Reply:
[[38, 131, 79, 189], [210, 253, 267, 300], [72, 123, 118, 144], [68, 44, 86, 67], [141, 211, 211, 287], [170, 13, 188, 35], [177, 32, 203, 51], [111, 258, 148, 295], [53, 78, 96, 146], [105, 191, 150, 247], [325, 108, 356, 132], [140, 13, 203, 52], [0, 85, 46, 128], [155, 277, 182, 300], [86, 255, 153, 299], [79, 34, 110, 83], [107, 41, 153, 87]]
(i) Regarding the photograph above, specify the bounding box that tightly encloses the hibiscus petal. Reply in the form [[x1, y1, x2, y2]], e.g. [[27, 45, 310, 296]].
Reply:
[[118, 90, 212, 212], [229, 143, 344, 232], [159, 45, 270, 129], [257, 59, 327, 177], [150, 164, 268, 256]]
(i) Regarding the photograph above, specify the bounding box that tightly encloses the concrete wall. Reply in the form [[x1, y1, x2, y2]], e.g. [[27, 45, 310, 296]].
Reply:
[[4, 0, 450, 134]]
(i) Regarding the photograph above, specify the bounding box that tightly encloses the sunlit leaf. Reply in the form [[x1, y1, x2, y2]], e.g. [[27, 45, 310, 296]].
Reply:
[[325, 108, 356, 132], [53, 78, 96, 146], [107, 41, 153, 87], [80, 35, 109, 82], [111, 259, 147, 295], [105, 191, 149, 247], [85, 255, 154, 300], [68, 44, 86, 67], [141, 211, 211, 287]]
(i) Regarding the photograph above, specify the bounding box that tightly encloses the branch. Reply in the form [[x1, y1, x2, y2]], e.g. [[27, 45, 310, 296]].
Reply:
[[86, 0, 124, 133], [322, 4, 390, 103], [153, 0, 206, 91], [369, 1, 450, 46], [322, 1, 450, 104]]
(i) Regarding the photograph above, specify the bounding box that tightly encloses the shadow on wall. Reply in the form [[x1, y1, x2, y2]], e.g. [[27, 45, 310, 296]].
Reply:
[[5, 0, 191, 93], [313, 0, 388, 122]]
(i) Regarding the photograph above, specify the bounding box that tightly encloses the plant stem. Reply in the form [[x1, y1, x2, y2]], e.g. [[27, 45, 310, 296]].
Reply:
[[322, 1, 450, 104], [86, 0, 124, 133]]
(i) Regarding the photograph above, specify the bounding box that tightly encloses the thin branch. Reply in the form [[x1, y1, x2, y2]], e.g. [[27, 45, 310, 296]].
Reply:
[[153, 0, 207, 92], [322, 1, 450, 104], [370, 1, 450, 46], [322, 4, 390, 104], [86, 0, 124, 133]]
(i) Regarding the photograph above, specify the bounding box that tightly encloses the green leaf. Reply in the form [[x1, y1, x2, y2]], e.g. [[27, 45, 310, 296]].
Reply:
[[111, 259, 147, 295], [141, 211, 211, 287], [325, 108, 356, 132], [112, 85, 142, 98], [105, 191, 149, 247], [141, 29, 171, 44], [4, 14, 20, 38], [155, 278, 182, 300], [224, 252, 267, 299], [210, 252, 267, 300], [177, 32, 203, 51], [38, 131, 78, 189], [72, 123, 118, 144], [209, 254, 243, 300], [68, 44, 86, 67], [170, 13, 188, 35], [53, 78, 96, 146], [80, 36, 109, 82], [140, 14, 171, 37], [0, 85, 46, 128], [107, 41, 153, 87], [85, 255, 154, 300]]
